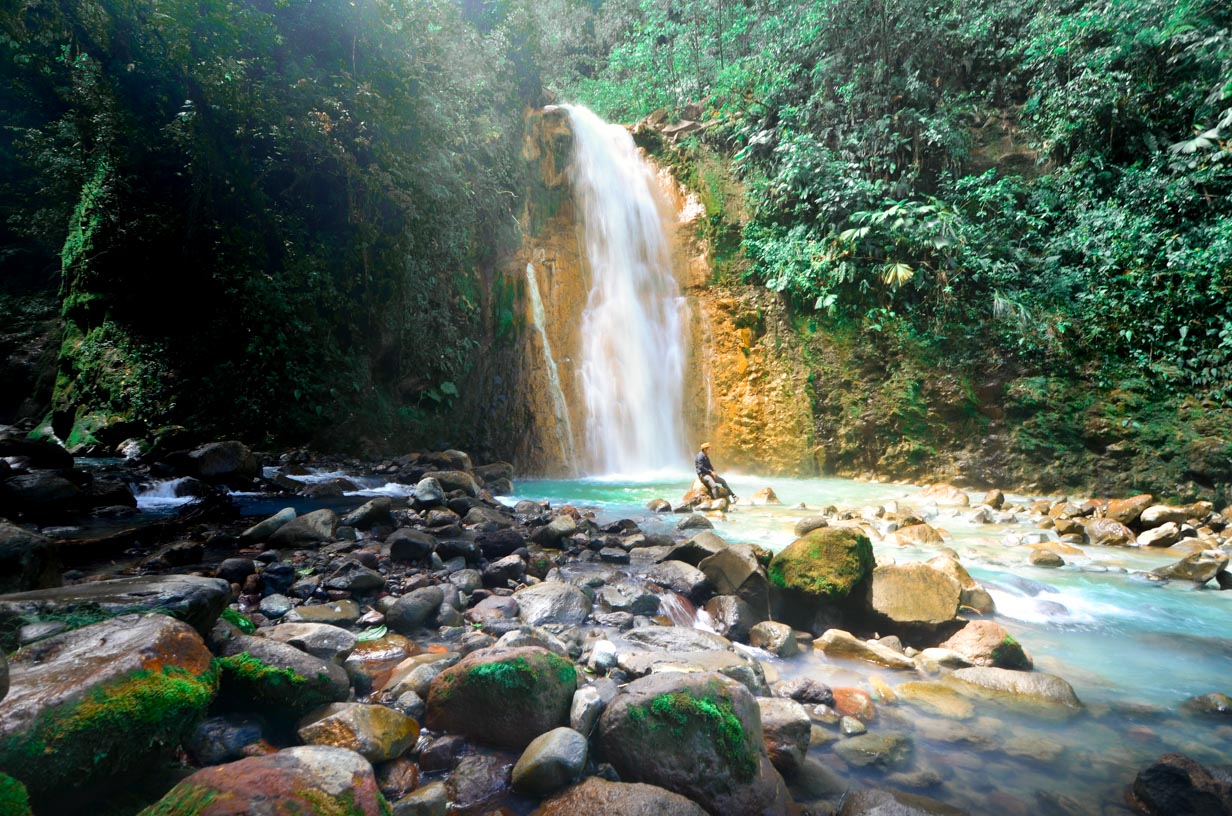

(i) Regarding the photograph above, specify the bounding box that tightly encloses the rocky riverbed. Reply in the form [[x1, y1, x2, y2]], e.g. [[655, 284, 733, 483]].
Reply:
[[0, 431, 1230, 815]]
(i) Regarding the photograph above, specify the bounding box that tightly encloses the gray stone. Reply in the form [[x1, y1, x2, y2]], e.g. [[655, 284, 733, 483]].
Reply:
[[676, 513, 714, 531], [816, 629, 915, 670], [392, 780, 448, 816], [413, 477, 445, 507], [570, 684, 606, 736], [268, 508, 338, 548], [749, 621, 798, 658], [341, 497, 394, 530], [949, 666, 1082, 711], [513, 581, 591, 626], [624, 625, 733, 653], [260, 622, 358, 663], [259, 593, 293, 619], [0, 520, 60, 594], [386, 586, 445, 634], [216, 634, 350, 712], [511, 726, 588, 795], [387, 528, 437, 562], [833, 733, 913, 768], [324, 559, 386, 593], [285, 599, 361, 626], [647, 560, 709, 601], [757, 696, 811, 774]]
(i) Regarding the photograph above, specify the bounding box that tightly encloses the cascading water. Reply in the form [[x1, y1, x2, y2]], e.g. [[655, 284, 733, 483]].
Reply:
[[525, 261, 579, 473], [563, 105, 688, 476]]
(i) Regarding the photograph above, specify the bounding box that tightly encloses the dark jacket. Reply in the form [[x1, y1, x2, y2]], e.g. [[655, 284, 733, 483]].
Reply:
[[695, 450, 714, 477]]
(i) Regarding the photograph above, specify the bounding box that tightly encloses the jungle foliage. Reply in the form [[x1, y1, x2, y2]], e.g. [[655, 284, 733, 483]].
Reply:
[[1, 0, 543, 445], [544, 0, 1232, 400]]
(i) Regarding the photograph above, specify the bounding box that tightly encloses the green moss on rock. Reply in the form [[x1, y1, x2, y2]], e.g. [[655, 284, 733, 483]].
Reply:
[[0, 665, 217, 803], [0, 773, 33, 816], [768, 527, 874, 601], [636, 690, 756, 782], [135, 782, 218, 816]]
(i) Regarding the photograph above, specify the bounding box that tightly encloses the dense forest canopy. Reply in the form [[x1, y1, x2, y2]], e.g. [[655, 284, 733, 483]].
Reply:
[[1, 0, 1229, 482]]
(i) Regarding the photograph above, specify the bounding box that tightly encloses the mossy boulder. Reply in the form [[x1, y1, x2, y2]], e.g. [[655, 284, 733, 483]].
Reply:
[[0, 773, 32, 816], [0, 573, 230, 652], [137, 745, 391, 816], [596, 671, 790, 815], [939, 621, 1032, 670], [214, 634, 350, 716], [768, 527, 873, 633], [425, 646, 577, 750], [0, 614, 217, 810]]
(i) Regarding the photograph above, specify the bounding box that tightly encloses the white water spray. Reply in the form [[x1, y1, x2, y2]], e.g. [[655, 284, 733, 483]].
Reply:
[[563, 105, 688, 475], [525, 262, 578, 472]]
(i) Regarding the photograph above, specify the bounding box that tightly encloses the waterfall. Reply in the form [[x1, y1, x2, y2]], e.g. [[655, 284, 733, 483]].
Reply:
[[563, 104, 688, 476], [525, 262, 578, 473]]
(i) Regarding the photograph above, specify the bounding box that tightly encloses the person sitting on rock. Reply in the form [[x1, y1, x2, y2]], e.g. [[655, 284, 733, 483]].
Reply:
[[695, 442, 736, 501]]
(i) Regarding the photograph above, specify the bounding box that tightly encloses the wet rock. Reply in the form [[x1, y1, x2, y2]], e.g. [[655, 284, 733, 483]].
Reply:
[[297, 702, 419, 763], [919, 483, 970, 506], [840, 716, 866, 736], [838, 788, 965, 815], [138, 745, 389, 815], [259, 622, 358, 663], [1138, 522, 1182, 547], [512, 726, 589, 795], [772, 677, 834, 707], [343, 634, 417, 693], [750, 487, 782, 505], [1030, 549, 1065, 567], [894, 682, 976, 720], [286, 598, 361, 626], [466, 594, 520, 627], [342, 497, 395, 530], [749, 621, 798, 657], [0, 651, 6, 702], [476, 528, 526, 559], [794, 516, 829, 537], [391, 780, 448, 816], [816, 628, 915, 670], [531, 514, 578, 546], [425, 646, 577, 750], [669, 530, 730, 565], [0, 520, 60, 593], [0, 472, 81, 518], [268, 508, 338, 547], [1126, 753, 1232, 816], [386, 586, 445, 633], [448, 752, 511, 814], [1106, 494, 1155, 526], [1181, 692, 1232, 717], [382, 653, 457, 699], [412, 477, 446, 507], [215, 633, 350, 714], [982, 489, 1006, 510], [259, 593, 292, 618], [387, 528, 438, 562], [865, 562, 961, 634], [949, 666, 1082, 713], [704, 594, 760, 642], [758, 696, 811, 775], [325, 559, 386, 593], [513, 581, 591, 626], [1141, 504, 1198, 528], [0, 614, 217, 809], [430, 469, 480, 497], [648, 560, 710, 601], [940, 620, 1032, 670], [180, 440, 259, 483], [597, 671, 789, 815], [832, 687, 876, 721], [700, 544, 771, 618], [240, 507, 297, 542], [647, 498, 672, 513], [216, 557, 256, 584], [1084, 518, 1137, 546], [186, 715, 266, 766], [418, 733, 467, 773], [677, 513, 714, 531], [625, 625, 733, 653], [376, 756, 420, 801], [0, 434, 73, 469], [893, 523, 946, 547], [0, 573, 229, 650], [1152, 550, 1228, 585], [531, 777, 708, 816], [833, 733, 913, 768]]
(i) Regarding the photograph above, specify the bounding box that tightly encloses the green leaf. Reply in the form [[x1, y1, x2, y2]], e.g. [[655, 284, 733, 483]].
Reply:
[[355, 625, 388, 642], [439, 380, 458, 397]]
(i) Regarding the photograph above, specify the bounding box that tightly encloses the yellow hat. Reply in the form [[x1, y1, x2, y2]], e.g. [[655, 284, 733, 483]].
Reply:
[[700, 442, 711, 450]]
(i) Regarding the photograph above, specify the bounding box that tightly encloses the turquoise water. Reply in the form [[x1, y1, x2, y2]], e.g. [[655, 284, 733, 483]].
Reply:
[[509, 474, 1232, 810]]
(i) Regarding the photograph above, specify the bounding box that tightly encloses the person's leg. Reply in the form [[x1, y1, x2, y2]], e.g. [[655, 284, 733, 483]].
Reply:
[[715, 474, 735, 499], [701, 474, 719, 498]]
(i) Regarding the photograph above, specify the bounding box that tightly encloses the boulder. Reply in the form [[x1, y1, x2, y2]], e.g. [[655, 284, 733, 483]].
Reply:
[[669, 531, 730, 565], [0, 614, 217, 809], [239, 507, 296, 542], [185, 715, 266, 766], [624, 625, 734, 654], [749, 488, 781, 506], [677, 513, 714, 531], [215, 634, 350, 714], [1084, 518, 1137, 547], [1137, 522, 1182, 548], [511, 727, 589, 796], [1152, 550, 1229, 585], [647, 560, 710, 602], [0, 573, 229, 651], [386, 586, 445, 634], [865, 563, 961, 633], [816, 629, 914, 670], [793, 516, 828, 537], [476, 528, 526, 559], [939, 620, 1032, 670], [0, 472, 81, 518], [1181, 693, 1232, 716], [428, 470, 479, 497], [838, 788, 966, 815], [425, 646, 577, 750], [893, 523, 945, 547], [341, 497, 395, 530], [474, 461, 515, 485], [184, 440, 259, 483], [137, 746, 389, 815], [267, 508, 338, 547], [894, 681, 975, 720], [833, 733, 913, 769], [513, 581, 592, 626], [748, 621, 798, 658], [387, 528, 438, 562], [324, 559, 385, 593], [1141, 504, 1197, 528], [1106, 494, 1154, 526], [981, 489, 1005, 510], [948, 666, 1082, 713], [700, 544, 771, 618], [1030, 549, 1065, 567], [413, 477, 445, 507], [530, 777, 708, 816], [1126, 753, 1232, 816], [0, 520, 60, 593], [296, 702, 419, 763], [343, 634, 418, 694], [704, 595, 761, 642], [259, 622, 358, 664], [0, 434, 73, 469], [597, 671, 789, 815], [919, 483, 969, 506], [757, 696, 811, 775], [531, 515, 578, 547], [769, 527, 874, 631]]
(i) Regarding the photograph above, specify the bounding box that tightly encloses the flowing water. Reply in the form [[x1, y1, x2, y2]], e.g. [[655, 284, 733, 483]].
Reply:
[[563, 105, 689, 476], [503, 473, 1232, 812]]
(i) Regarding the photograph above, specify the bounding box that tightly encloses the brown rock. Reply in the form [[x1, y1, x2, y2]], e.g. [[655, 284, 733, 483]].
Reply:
[[1106, 494, 1154, 526], [866, 563, 961, 631], [893, 523, 946, 547], [1083, 518, 1137, 547], [833, 687, 876, 722], [939, 621, 1032, 670]]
